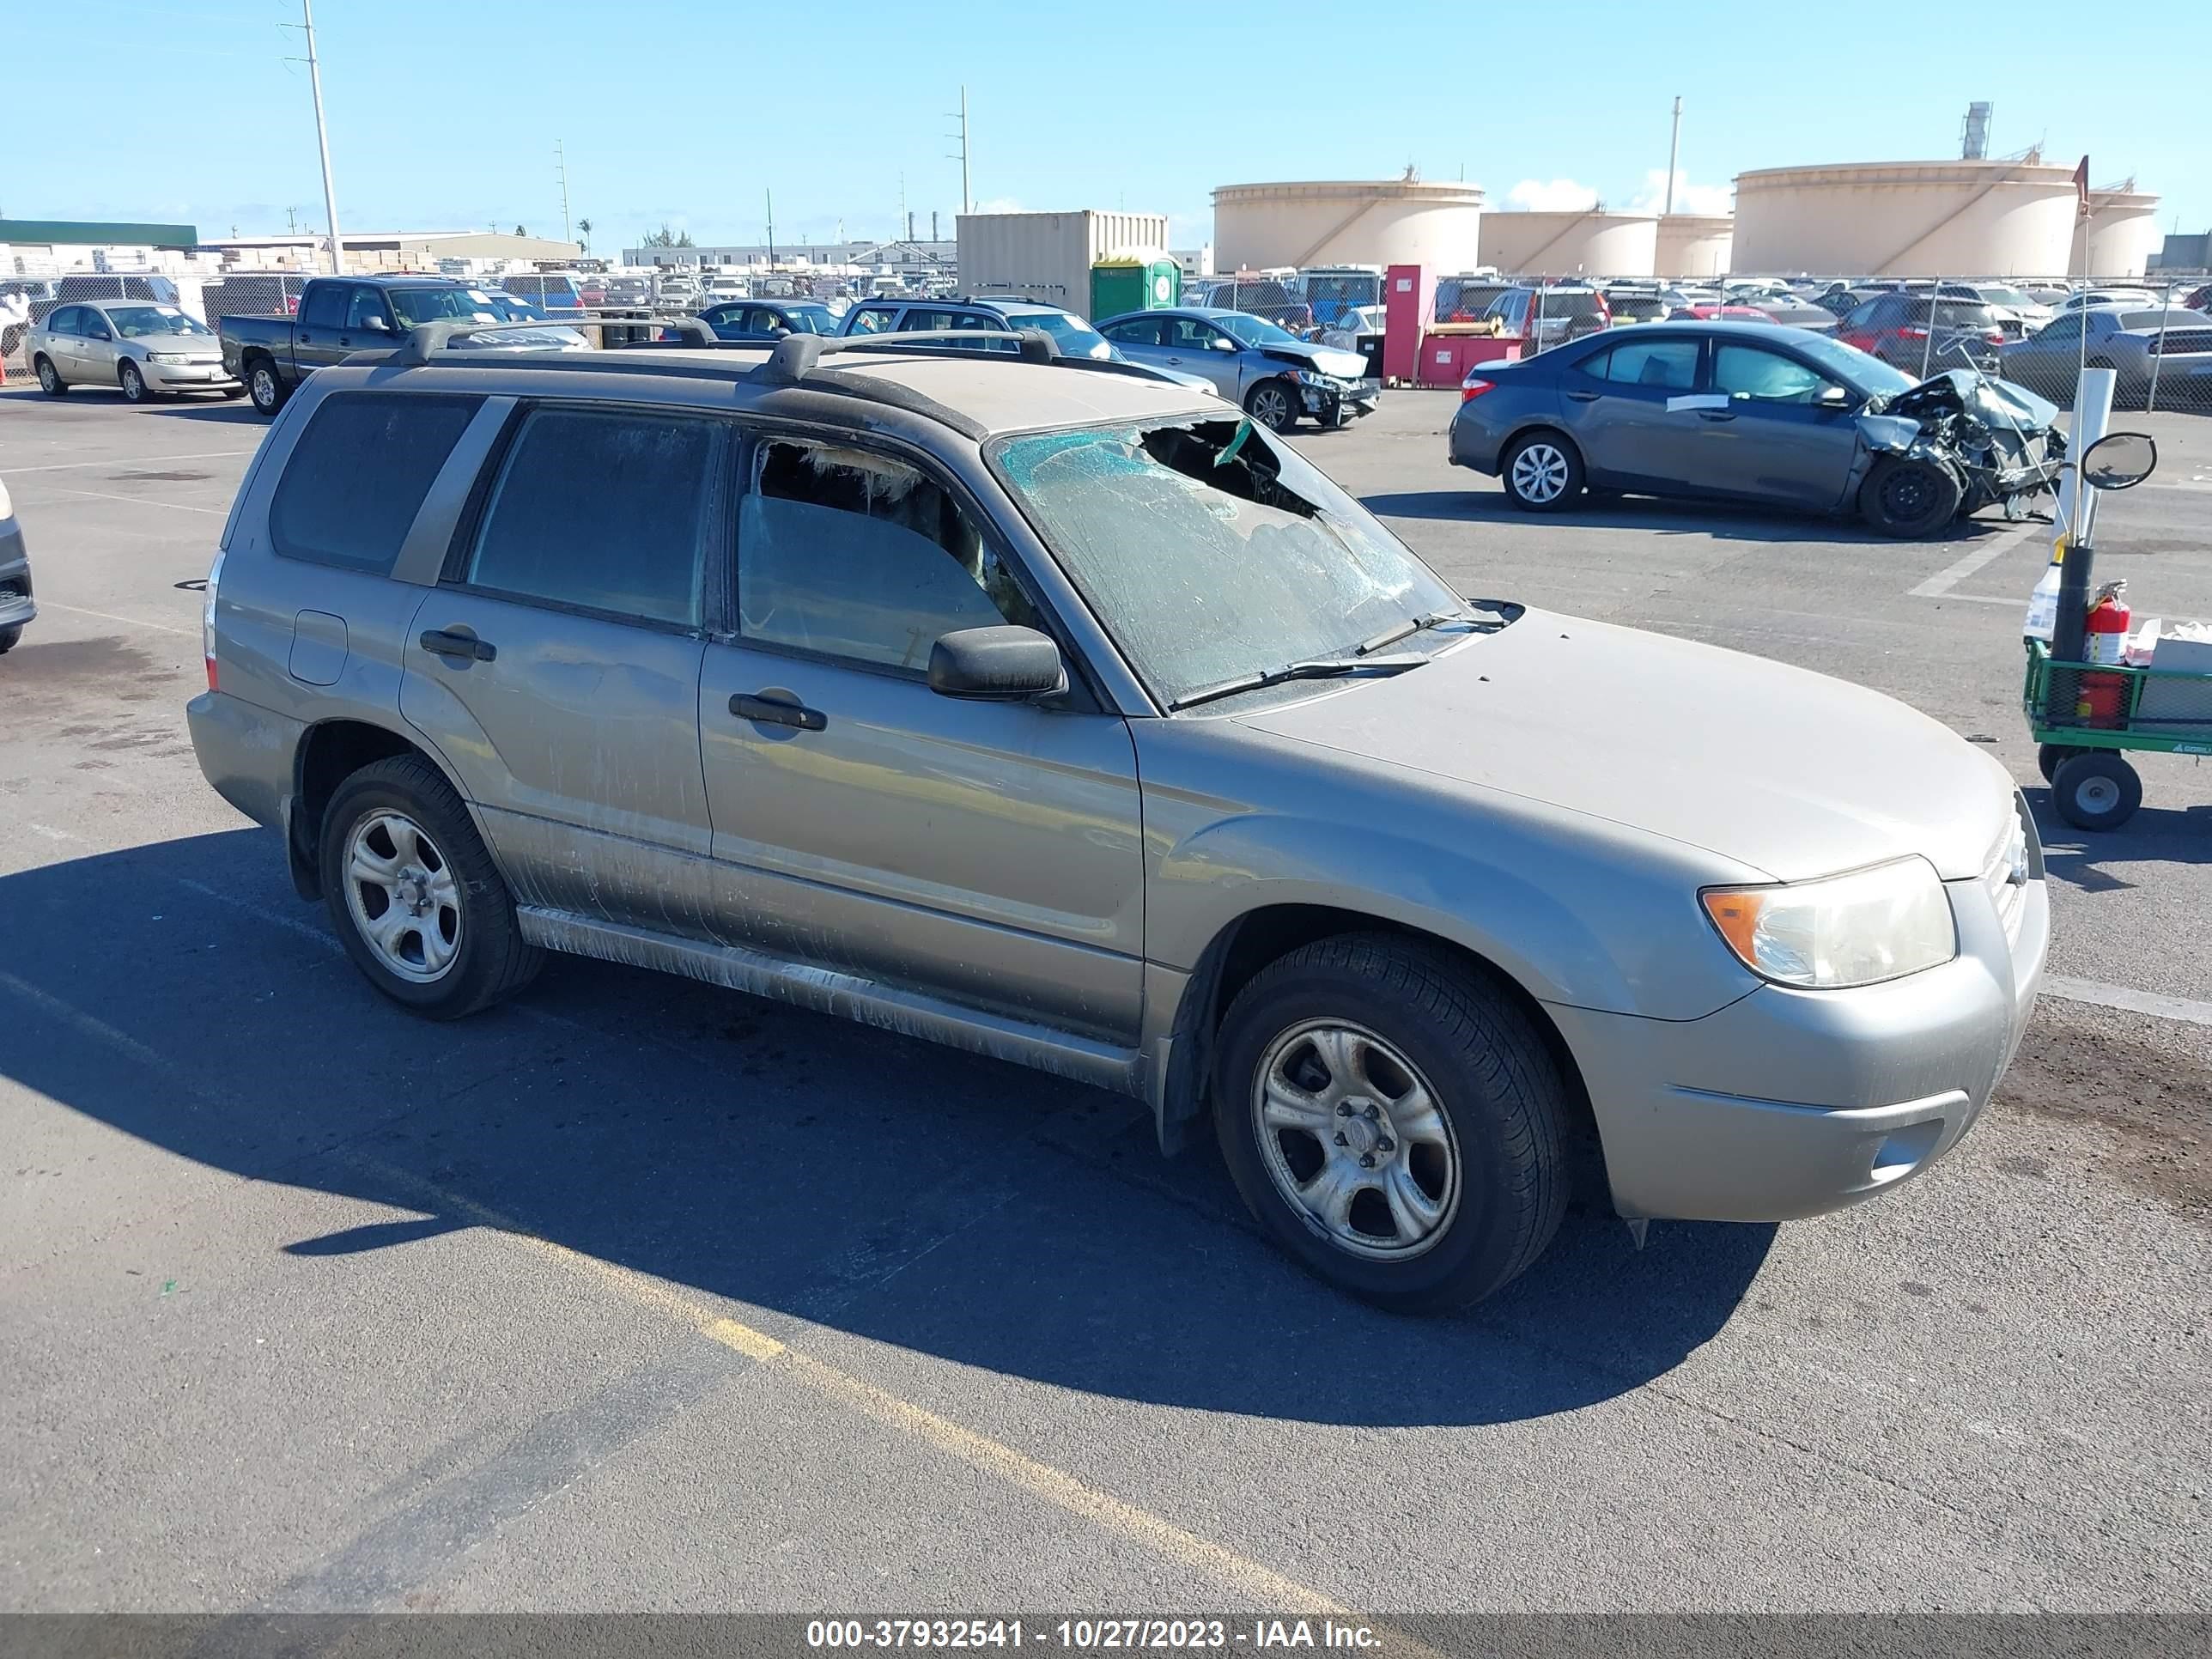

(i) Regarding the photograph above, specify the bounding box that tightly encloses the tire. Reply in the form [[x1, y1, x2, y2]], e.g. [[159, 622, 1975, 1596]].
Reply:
[[1246, 377, 1300, 433], [118, 361, 149, 403], [246, 359, 289, 416], [2037, 743, 2084, 785], [319, 754, 543, 1018], [0, 625, 20, 655], [1858, 455, 1963, 538], [1500, 431, 1584, 512], [34, 356, 66, 397], [2051, 751, 2142, 832], [1212, 933, 1568, 1312], [221, 386, 246, 400]]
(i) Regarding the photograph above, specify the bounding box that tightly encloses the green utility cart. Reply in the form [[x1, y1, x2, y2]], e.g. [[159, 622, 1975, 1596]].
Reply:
[[2022, 430, 2212, 830]]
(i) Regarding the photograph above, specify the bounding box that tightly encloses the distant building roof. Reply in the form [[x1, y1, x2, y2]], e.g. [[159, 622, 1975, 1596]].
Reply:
[[1, 217, 200, 247]]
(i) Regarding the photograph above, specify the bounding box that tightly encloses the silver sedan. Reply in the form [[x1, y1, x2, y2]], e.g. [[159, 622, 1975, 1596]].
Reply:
[[27, 300, 241, 402]]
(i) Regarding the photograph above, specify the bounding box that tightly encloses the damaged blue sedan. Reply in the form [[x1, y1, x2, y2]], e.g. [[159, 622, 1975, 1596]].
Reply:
[[1449, 322, 2063, 538]]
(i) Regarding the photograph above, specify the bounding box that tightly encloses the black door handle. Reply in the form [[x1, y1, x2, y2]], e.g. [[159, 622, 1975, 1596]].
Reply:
[[1565, 389, 1600, 402], [420, 629, 495, 662], [1697, 410, 1736, 422], [731, 692, 825, 732]]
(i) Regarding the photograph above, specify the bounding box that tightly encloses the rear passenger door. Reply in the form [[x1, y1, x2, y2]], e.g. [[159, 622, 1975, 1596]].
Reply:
[[399, 403, 725, 935], [695, 432, 1145, 1043], [1561, 334, 1705, 489]]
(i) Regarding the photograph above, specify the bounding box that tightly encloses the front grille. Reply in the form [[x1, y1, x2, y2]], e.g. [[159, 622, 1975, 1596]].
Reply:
[[1983, 806, 2033, 945], [0, 576, 27, 603]]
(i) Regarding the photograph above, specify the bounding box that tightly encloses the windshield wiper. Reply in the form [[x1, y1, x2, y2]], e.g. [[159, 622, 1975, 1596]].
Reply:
[[1168, 653, 1426, 713], [1352, 606, 1495, 657]]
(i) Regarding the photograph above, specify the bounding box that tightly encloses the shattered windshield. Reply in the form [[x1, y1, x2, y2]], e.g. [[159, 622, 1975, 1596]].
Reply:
[[989, 418, 1465, 708]]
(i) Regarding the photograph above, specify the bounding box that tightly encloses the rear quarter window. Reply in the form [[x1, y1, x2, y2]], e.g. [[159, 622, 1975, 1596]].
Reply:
[[269, 392, 483, 574]]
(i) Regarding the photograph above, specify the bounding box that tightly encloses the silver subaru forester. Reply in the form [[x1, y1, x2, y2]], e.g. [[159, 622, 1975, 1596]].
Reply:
[[188, 326, 2045, 1310]]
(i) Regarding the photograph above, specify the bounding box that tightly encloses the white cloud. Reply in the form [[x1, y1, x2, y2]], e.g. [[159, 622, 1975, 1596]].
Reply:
[[1505, 178, 1601, 212], [1627, 169, 1734, 217]]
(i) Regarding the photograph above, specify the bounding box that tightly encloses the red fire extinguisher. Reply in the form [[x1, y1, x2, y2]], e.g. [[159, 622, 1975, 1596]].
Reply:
[[2080, 580, 2131, 726]]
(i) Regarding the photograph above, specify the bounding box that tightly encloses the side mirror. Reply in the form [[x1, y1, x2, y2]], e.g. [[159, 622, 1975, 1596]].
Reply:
[[362, 315, 391, 332], [2081, 430, 2157, 491], [1211, 336, 1237, 351], [1814, 384, 1854, 409], [928, 625, 1066, 701]]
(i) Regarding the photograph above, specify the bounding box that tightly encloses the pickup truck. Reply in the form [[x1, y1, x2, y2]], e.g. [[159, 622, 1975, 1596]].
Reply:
[[222, 275, 561, 416]]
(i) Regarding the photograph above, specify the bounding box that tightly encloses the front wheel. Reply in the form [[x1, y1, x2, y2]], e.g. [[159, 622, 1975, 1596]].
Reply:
[[1501, 432, 1584, 512], [319, 754, 543, 1018], [1245, 378, 1300, 433], [2051, 751, 2142, 832], [0, 625, 21, 655], [1859, 455, 1963, 538], [246, 360, 289, 416], [2037, 743, 2084, 785], [118, 361, 149, 403], [1212, 934, 1568, 1311]]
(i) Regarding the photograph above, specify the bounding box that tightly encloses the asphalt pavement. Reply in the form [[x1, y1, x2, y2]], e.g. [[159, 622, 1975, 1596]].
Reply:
[[1, 382, 2207, 1627]]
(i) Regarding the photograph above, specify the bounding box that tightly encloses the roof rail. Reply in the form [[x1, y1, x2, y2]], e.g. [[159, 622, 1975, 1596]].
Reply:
[[391, 315, 716, 365], [760, 327, 1060, 385]]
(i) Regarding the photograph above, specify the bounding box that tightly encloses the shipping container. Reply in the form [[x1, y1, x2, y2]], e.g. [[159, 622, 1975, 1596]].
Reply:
[[956, 210, 1171, 321]]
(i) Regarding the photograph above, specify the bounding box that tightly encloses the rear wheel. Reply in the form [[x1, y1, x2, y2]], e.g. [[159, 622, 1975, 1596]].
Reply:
[[2037, 743, 2084, 784], [1212, 934, 1567, 1311], [1501, 431, 1584, 512], [34, 356, 66, 396], [1246, 378, 1300, 433], [2051, 751, 2142, 832], [246, 359, 289, 416], [319, 755, 543, 1018], [1859, 455, 1963, 538]]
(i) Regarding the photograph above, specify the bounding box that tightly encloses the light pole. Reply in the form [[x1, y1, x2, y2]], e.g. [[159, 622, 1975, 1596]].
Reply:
[[1663, 95, 1681, 216], [301, 0, 343, 275]]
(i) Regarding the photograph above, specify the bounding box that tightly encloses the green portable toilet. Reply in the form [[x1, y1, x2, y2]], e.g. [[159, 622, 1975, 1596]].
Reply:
[[1090, 249, 1179, 320]]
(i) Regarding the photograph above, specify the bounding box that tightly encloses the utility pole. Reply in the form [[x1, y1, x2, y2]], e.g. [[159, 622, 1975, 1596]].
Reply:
[[947, 87, 971, 216], [765, 187, 775, 263], [556, 138, 572, 246], [1663, 95, 1682, 216], [300, 0, 344, 274]]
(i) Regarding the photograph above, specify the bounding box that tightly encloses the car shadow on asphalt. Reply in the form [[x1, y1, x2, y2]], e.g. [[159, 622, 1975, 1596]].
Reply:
[[1363, 486, 2046, 547], [0, 829, 1777, 1429]]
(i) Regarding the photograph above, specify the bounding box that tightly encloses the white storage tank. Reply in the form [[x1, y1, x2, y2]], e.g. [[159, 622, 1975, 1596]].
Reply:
[[1477, 210, 1657, 278], [1210, 179, 1484, 275], [1653, 215, 1734, 279], [2083, 188, 2161, 280], [1731, 161, 2097, 276]]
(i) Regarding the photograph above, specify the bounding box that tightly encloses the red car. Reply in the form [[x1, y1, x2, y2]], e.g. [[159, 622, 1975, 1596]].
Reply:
[[2182, 283, 2212, 313], [1831, 293, 2009, 374]]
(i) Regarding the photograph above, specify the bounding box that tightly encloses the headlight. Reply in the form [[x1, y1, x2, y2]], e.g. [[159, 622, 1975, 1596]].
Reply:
[[1701, 857, 1955, 989], [146, 351, 190, 364], [1291, 368, 1333, 386]]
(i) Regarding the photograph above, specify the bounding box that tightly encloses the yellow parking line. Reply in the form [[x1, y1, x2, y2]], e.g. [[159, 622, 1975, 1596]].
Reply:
[[354, 1156, 1361, 1619]]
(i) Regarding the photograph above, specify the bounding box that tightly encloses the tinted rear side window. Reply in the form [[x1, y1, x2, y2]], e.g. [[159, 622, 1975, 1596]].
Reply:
[[465, 407, 717, 627], [270, 392, 482, 574]]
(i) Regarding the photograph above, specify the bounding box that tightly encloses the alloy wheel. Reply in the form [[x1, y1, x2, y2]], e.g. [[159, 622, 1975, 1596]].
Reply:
[[342, 810, 462, 983], [1251, 1020, 1461, 1261], [1510, 443, 1570, 503]]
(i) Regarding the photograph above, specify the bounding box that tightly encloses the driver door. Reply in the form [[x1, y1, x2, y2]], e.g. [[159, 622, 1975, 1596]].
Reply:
[[696, 431, 1145, 1043], [77, 307, 120, 384], [1691, 342, 1863, 510], [1166, 315, 1242, 398]]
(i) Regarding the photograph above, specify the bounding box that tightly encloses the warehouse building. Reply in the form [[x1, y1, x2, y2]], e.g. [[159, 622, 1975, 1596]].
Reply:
[[196, 230, 581, 272]]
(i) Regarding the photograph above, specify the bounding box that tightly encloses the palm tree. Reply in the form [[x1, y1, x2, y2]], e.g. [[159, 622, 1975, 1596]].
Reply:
[[577, 217, 592, 254]]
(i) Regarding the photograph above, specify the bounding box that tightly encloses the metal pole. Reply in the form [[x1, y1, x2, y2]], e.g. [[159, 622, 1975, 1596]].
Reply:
[[765, 188, 775, 264], [1663, 96, 1681, 217], [960, 87, 971, 216], [2146, 278, 2172, 413], [556, 139, 571, 247], [301, 0, 343, 276], [1920, 276, 1938, 378]]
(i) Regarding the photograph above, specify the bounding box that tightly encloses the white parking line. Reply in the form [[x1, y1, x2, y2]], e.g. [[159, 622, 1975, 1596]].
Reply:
[[23, 483, 227, 516], [35, 599, 193, 636], [2044, 975, 2212, 1029], [0, 448, 257, 475], [1910, 519, 2045, 599]]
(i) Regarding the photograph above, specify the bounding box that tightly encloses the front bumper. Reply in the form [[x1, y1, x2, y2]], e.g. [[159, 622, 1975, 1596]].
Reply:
[[143, 359, 240, 390], [0, 516, 32, 631], [1551, 864, 2048, 1223], [1302, 377, 1379, 420]]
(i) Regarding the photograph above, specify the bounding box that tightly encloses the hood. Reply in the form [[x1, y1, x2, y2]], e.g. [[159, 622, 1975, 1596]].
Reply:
[[1262, 343, 1370, 379], [125, 331, 222, 357], [1886, 369, 2057, 432], [1237, 610, 2013, 883]]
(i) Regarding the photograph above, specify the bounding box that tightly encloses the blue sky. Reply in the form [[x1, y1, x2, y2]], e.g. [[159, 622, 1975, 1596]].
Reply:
[[13, 0, 2203, 257]]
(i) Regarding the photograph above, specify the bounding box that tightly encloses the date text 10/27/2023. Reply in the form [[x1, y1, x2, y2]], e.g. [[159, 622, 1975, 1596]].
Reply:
[[805, 1620, 1385, 1651]]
